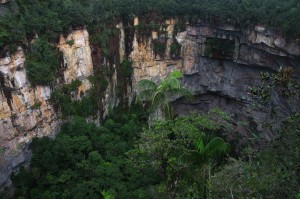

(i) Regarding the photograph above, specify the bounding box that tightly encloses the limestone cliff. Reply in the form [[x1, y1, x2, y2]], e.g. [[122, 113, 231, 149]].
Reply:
[[58, 29, 93, 98], [0, 29, 94, 187], [0, 49, 59, 187]]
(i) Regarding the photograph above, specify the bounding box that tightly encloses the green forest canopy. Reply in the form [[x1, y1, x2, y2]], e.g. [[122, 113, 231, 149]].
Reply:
[[0, 0, 300, 49]]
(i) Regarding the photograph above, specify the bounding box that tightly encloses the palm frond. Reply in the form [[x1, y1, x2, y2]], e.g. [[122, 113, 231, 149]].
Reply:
[[168, 70, 183, 79], [204, 137, 230, 159], [137, 89, 156, 101], [166, 88, 193, 100], [152, 91, 167, 109], [196, 138, 205, 155], [137, 79, 158, 91], [165, 77, 181, 90]]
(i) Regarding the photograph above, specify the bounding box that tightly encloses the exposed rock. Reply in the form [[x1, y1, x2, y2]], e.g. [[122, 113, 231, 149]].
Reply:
[[0, 29, 95, 188], [0, 50, 60, 187], [131, 18, 300, 145], [117, 21, 126, 63], [131, 18, 300, 86], [130, 18, 183, 84], [58, 29, 93, 84]]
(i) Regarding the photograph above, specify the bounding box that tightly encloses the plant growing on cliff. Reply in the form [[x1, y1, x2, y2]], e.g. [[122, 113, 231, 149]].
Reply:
[[136, 70, 192, 119], [50, 80, 98, 118], [153, 39, 167, 59], [115, 59, 133, 105], [26, 38, 60, 85], [1, 0, 300, 54], [249, 67, 300, 105], [119, 60, 133, 78], [170, 40, 181, 59]]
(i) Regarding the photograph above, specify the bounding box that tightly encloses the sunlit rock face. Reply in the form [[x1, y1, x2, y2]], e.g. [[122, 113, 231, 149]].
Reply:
[[130, 18, 300, 144], [58, 29, 93, 86], [0, 50, 60, 187], [0, 29, 95, 187], [130, 18, 182, 84]]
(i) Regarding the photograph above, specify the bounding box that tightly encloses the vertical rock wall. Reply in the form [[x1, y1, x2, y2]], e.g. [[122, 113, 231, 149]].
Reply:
[[0, 50, 60, 187], [0, 29, 95, 187], [58, 29, 93, 95], [130, 18, 182, 84]]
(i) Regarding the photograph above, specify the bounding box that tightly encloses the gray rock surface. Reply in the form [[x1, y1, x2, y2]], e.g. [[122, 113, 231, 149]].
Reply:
[[131, 19, 300, 146]]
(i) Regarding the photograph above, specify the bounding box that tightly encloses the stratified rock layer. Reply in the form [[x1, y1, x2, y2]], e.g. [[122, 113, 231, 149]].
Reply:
[[0, 29, 94, 187], [0, 50, 60, 187]]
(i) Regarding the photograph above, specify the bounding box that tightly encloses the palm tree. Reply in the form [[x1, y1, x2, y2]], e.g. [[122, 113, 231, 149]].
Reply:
[[136, 70, 192, 119], [195, 136, 230, 199]]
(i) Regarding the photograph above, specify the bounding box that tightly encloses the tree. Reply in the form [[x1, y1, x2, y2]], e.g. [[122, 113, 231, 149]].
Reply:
[[136, 70, 192, 119], [127, 111, 231, 198], [26, 38, 60, 85], [195, 136, 230, 198]]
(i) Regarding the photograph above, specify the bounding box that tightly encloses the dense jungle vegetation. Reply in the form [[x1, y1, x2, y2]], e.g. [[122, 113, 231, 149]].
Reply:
[[0, 69, 299, 199], [0, 0, 300, 198]]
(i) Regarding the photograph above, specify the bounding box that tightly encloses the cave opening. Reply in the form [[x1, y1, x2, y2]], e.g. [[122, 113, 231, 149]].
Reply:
[[205, 37, 235, 59]]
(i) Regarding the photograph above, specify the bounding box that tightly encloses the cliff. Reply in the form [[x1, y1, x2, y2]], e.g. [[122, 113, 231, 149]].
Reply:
[[0, 18, 299, 188], [0, 49, 59, 187], [130, 18, 300, 144], [0, 29, 94, 187]]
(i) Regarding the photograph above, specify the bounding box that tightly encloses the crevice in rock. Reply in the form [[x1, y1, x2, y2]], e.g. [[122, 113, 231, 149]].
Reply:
[[0, 72, 14, 110]]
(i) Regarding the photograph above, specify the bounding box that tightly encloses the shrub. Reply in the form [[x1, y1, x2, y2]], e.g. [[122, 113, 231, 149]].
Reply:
[[66, 39, 74, 46], [119, 60, 133, 78], [26, 38, 60, 85], [170, 40, 181, 58], [153, 39, 166, 58]]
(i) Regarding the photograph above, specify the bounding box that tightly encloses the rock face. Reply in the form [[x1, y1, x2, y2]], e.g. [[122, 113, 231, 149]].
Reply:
[[0, 50, 60, 187], [131, 20, 300, 81], [58, 29, 93, 96], [130, 19, 300, 144], [58, 29, 93, 84], [131, 18, 181, 83], [0, 29, 94, 187]]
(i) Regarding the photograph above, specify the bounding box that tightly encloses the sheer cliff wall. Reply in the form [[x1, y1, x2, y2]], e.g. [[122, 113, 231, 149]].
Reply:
[[0, 29, 93, 187]]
